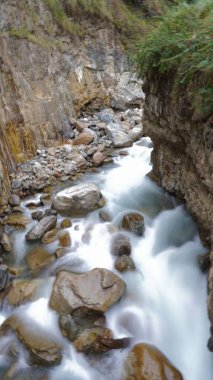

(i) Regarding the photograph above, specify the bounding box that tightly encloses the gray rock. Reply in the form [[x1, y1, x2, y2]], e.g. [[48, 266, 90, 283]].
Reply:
[[50, 268, 126, 314], [9, 194, 21, 207], [52, 183, 104, 216], [25, 215, 57, 241], [106, 123, 133, 148], [0, 264, 10, 291], [128, 126, 143, 142], [98, 109, 114, 124], [111, 233, 132, 256]]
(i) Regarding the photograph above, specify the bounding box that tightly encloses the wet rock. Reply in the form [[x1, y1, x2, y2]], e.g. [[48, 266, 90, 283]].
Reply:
[[111, 233, 132, 256], [44, 209, 58, 217], [26, 247, 55, 271], [59, 313, 79, 341], [99, 210, 111, 222], [115, 255, 135, 272], [71, 307, 105, 329], [55, 248, 66, 259], [12, 206, 24, 213], [106, 123, 133, 148], [2, 278, 44, 306], [0, 264, 10, 291], [26, 201, 43, 209], [60, 218, 72, 229], [92, 151, 105, 166], [58, 231, 71, 247], [1, 316, 62, 367], [40, 193, 51, 204], [31, 211, 44, 220], [9, 194, 21, 207], [0, 232, 12, 252], [6, 214, 29, 229], [52, 183, 104, 216], [124, 343, 183, 380], [42, 229, 58, 244], [25, 215, 57, 241], [81, 224, 95, 244], [72, 132, 94, 146], [122, 213, 144, 236], [50, 268, 126, 314]]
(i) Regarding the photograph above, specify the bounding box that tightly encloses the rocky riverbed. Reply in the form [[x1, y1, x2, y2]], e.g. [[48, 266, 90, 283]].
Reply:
[[0, 108, 212, 380]]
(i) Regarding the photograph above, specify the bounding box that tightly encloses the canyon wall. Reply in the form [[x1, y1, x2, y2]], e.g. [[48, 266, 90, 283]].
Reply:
[[143, 70, 213, 346], [0, 0, 143, 210]]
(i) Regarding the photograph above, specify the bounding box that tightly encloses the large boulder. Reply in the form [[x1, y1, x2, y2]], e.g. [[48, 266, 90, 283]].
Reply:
[[25, 216, 57, 241], [122, 213, 144, 236], [1, 315, 62, 367], [106, 123, 133, 148], [49, 268, 126, 314], [124, 343, 183, 380], [52, 183, 104, 216]]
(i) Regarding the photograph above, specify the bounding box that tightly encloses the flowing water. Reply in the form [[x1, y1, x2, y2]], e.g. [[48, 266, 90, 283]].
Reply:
[[0, 138, 212, 379]]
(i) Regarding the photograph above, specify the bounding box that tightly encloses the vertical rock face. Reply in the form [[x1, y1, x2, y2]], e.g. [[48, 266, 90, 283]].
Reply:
[[0, 0, 143, 210], [143, 71, 213, 345]]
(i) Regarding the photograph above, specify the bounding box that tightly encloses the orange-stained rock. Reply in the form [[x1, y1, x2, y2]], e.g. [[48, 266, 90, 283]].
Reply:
[[124, 343, 183, 380], [72, 132, 94, 146]]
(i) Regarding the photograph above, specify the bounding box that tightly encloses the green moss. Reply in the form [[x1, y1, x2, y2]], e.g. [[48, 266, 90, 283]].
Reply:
[[8, 29, 51, 48]]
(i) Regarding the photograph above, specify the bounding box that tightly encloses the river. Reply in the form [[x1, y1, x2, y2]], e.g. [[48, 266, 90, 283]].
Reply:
[[0, 137, 212, 380]]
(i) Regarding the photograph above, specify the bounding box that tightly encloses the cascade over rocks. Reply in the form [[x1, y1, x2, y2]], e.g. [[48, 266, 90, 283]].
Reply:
[[49, 268, 126, 314], [52, 183, 104, 216], [124, 343, 183, 380]]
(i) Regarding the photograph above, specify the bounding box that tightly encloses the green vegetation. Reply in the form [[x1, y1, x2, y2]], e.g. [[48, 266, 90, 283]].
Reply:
[[8, 29, 51, 49], [135, 0, 213, 115]]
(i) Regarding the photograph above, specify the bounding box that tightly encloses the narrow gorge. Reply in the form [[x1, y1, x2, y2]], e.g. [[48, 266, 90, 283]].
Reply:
[[0, 1, 212, 380]]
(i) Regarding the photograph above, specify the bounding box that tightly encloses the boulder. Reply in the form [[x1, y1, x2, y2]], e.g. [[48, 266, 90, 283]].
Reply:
[[73, 327, 130, 354], [49, 268, 126, 314], [111, 233, 132, 256], [128, 126, 143, 142], [124, 343, 183, 380], [60, 218, 72, 229], [52, 183, 104, 216], [58, 231, 71, 247], [25, 215, 57, 241], [0, 232, 12, 252], [9, 194, 21, 207], [1, 316, 62, 366], [6, 214, 30, 229], [115, 255, 135, 272], [92, 151, 105, 166], [72, 132, 94, 146], [1, 278, 44, 306], [42, 229, 58, 244], [106, 123, 133, 148], [122, 213, 144, 236], [26, 247, 55, 271]]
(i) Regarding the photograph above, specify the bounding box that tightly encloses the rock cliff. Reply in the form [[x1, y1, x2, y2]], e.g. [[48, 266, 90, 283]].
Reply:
[[143, 70, 213, 347], [0, 0, 143, 210]]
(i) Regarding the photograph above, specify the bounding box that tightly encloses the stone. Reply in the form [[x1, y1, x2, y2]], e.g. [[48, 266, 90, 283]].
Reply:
[[122, 213, 144, 236], [0, 232, 12, 252], [197, 252, 210, 272], [2, 278, 44, 306], [124, 343, 183, 380], [6, 214, 30, 229], [115, 255, 135, 272], [72, 132, 94, 146], [25, 216, 57, 241], [42, 229, 58, 244], [128, 126, 143, 142], [55, 248, 66, 258], [0, 264, 10, 291], [60, 218, 72, 229], [26, 201, 43, 208], [40, 193, 51, 204], [26, 247, 55, 271], [99, 210, 111, 222], [97, 109, 114, 124], [106, 123, 133, 148], [9, 194, 21, 207], [1, 315, 62, 366], [31, 211, 43, 220], [58, 231, 71, 247], [73, 327, 129, 354], [49, 268, 126, 314], [66, 152, 87, 169], [74, 120, 88, 133], [111, 233, 132, 256], [92, 151, 105, 166], [59, 313, 79, 341], [52, 183, 104, 216]]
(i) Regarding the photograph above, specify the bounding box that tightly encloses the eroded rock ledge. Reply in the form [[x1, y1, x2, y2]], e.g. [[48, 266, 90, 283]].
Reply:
[[142, 71, 213, 347]]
